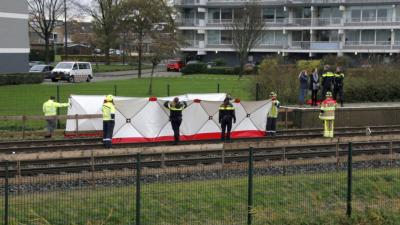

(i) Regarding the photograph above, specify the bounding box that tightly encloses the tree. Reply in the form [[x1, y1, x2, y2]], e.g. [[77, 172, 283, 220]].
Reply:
[[225, 1, 265, 77], [74, 0, 124, 65], [147, 28, 180, 95], [28, 0, 64, 64], [123, 0, 174, 78]]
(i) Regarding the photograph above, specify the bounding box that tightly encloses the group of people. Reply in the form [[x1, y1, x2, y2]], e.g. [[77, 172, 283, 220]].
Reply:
[[42, 85, 336, 148], [298, 65, 345, 107]]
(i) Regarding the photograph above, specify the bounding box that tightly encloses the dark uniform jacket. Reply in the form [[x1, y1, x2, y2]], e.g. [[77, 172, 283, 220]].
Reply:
[[334, 73, 344, 88], [219, 103, 236, 123], [164, 101, 187, 121]]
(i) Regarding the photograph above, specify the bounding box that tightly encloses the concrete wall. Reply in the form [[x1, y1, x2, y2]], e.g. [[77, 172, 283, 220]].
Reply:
[[0, 0, 30, 74], [290, 107, 400, 128]]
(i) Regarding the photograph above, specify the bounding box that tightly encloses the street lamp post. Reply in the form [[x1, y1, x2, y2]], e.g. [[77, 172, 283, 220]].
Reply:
[[64, 0, 68, 60]]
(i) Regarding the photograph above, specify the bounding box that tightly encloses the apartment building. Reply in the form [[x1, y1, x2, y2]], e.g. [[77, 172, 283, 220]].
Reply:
[[174, 0, 400, 64], [0, 0, 29, 73]]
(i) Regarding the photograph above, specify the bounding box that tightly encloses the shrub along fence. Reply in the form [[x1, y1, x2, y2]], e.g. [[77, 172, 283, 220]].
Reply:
[[0, 74, 44, 86], [1, 143, 399, 224]]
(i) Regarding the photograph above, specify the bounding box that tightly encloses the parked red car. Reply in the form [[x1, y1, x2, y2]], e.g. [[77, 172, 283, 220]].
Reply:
[[166, 59, 184, 72]]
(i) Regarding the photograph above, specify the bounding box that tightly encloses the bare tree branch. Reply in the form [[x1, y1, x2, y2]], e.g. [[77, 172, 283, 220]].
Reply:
[[225, 1, 265, 77], [28, 0, 64, 63]]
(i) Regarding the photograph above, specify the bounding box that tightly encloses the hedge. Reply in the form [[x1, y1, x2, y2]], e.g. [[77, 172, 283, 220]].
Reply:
[[59, 55, 149, 63], [0, 73, 44, 86], [181, 63, 257, 75]]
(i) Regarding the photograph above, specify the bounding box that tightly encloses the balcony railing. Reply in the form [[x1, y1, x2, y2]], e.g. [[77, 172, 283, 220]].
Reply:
[[344, 17, 400, 26]]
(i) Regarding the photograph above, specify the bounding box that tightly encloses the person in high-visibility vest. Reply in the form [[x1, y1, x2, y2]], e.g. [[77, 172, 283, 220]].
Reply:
[[42, 96, 69, 138], [219, 97, 236, 141], [266, 92, 280, 136], [319, 92, 337, 138], [164, 97, 187, 145], [321, 65, 334, 100], [102, 94, 116, 148]]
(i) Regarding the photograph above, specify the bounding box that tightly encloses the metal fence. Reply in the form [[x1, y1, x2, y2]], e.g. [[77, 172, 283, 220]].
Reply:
[[1, 142, 399, 224]]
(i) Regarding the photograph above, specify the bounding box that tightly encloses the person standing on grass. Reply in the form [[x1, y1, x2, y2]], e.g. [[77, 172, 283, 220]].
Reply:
[[219, 97, 236, 141], [298, 70, 309, 106], [164, 97, 187, 145], [102, 95, 116, 148], [266, 92, 280, 136], [310, 68, 320, 106], [43, 96, 69, 138]]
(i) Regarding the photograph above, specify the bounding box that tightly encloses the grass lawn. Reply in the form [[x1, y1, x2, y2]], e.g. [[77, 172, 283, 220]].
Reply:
[[3, 168, 400, 225], [1, 74, 251, 116], [0, 74, 251, 131]]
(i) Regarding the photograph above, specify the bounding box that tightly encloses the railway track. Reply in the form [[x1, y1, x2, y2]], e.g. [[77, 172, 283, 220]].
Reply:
[[1, 140, 399, 177], [1, 125, 400, 154]]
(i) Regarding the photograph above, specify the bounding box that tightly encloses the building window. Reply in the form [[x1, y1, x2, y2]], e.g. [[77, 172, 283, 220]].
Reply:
[[207, 30, 220, 44], [275, 31, 288, 45], [351, 9, 361, 22], [262, 31, 275, 45], [208, 8, 220, 23], [361, 30, 375, 44], [276, 8, 285, 22], [220, 30, 232, 44], [263, 8, 275, 22], [221, 9, 232, 21], [362, 9, 376, 22], [377, 8, 388, 21], [376, 30, 391, 45], [346, 30, 360, 44]]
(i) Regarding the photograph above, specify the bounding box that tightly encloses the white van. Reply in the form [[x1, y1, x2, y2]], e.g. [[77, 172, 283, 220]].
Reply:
[[51, 61, 93, 82]]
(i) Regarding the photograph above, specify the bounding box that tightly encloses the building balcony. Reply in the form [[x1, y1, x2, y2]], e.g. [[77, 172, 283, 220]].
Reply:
[[344, 17, 400, 27], [174, 0, 207, 6]]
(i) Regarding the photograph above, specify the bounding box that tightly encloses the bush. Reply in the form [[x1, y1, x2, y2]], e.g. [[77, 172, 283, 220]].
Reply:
[[207, 66, 237, 75], [214, 58, 227, 66], [296, 60, 321, 72], [181, 63, 207, 74], [251, 58, 298, 103], [0, 73, 44, 86]]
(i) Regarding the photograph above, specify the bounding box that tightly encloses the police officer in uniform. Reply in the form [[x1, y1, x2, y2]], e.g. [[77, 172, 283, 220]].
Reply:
[[266, 92, 280, 136], [43, 96, 69, 138], [102, 95, 116, 148], [164, 97, 187, 145], [321, 65, 334, 100], [333, 66, 345, 107], [219, 97, 236, 141]]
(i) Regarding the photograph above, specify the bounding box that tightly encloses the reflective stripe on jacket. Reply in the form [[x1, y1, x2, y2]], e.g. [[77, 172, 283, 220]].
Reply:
[[268, 100, 280, 118], [102, 102, 116, 121], [164, 101, 187, 121], [219, 103, 236, 122], [43, 100, 69, 116], [319, 98, 337, 120]]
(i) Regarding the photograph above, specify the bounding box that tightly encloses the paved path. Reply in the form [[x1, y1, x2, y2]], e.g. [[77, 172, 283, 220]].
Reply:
[[43, 65, 182, 84]]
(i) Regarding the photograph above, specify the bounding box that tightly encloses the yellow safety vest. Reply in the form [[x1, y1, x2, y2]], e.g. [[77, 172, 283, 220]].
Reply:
[[102, 102, 116, 121], [319, 99, 337, 120], [268, 100, 280, 118], [43, 100, 69, 116], [322, 71, 334, 77], [335, 73, 344, 78]]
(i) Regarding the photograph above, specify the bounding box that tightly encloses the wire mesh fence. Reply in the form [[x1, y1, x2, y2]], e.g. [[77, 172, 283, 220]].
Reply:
[[0, 143, 399, 224]]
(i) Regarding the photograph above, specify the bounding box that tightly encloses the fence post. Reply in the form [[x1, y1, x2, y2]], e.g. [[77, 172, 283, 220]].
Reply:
[[22, 115, 26, 139], [167, 84, 170, 96], [217, 83, 220, 93], [346, 142, 353, 218], [56, 85, 61, 129], [255, 83, 260, 101], [136, 153, 141, 225], [247, 147, 254, 225], [114, 84, 117, 96], [4, 161, 9, 225]]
